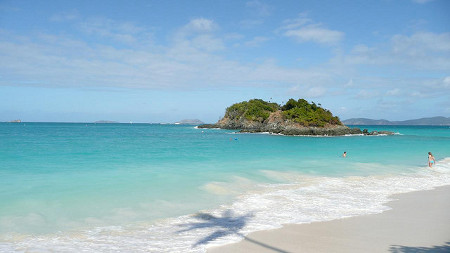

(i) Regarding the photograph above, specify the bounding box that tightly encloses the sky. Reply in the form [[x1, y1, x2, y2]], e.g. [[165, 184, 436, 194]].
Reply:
[[0, 0, 449, 123]]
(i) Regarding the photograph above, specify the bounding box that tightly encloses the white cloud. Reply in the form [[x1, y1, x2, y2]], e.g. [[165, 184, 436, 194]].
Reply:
[[172, 18, 224, 52], [50, 10, 79, 22], [410, 91, 427, 98], [351, 44, 372, 54], [288, 85, 328, 98], [191, 35, 225, 52], [339, 106, 347, 112], [336, 32, 450, 71], [77, 18, 146, 44], [239, 0, 271, 28], [443, 76, 450, 87], [376, 99, 402, 111], [280, 14, 311, 30], [246, 0, 271, 16], [170, 19, 225, 54], [392, 32, 450, 55], [355, 89, 380, 99], [344, 78, 354, 87], [422, 76, 450, 90], [281, 14, 344, 45], [183, 18, 217, 33], [305, 86, 327, 97], [386, 88, 401, 96], [0, 27, 332, 91], [284, 26, 343, 45], [244, 36, 269, 47], [1, 14, 447, 118]]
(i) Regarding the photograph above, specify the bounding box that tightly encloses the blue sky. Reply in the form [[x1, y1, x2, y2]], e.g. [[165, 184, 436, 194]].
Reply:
[[0, 0, 449, 123]]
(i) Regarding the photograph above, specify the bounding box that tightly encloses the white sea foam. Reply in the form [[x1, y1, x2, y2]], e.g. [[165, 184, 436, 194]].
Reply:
[[2, 159, 450, 252]]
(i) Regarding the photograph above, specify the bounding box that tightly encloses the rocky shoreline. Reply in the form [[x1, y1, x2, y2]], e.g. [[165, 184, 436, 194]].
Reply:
[[198, 123, 394, 136], [200, 99, 395, 136]]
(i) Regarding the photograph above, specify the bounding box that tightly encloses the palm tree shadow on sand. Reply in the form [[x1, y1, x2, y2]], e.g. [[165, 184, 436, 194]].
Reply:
[[177, 209, 252, 248], [177, 209, 290, 252]]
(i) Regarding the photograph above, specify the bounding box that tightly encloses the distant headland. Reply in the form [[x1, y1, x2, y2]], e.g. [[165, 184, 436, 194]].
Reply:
[[199, 99, 393, 136], [175, 119, 204, 125], [94, 120, 119, 124], [343, 117, 450, 126]]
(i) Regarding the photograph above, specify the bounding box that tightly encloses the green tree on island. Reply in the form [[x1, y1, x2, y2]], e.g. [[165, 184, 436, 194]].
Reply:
[[224, 98, 342, 127], [225, 99, 280, 122], [281, 98, 341, 127]]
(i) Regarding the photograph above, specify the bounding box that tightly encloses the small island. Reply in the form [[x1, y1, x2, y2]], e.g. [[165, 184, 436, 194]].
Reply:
[[175, 119, 204, 125], [199, 99, 394, 136]]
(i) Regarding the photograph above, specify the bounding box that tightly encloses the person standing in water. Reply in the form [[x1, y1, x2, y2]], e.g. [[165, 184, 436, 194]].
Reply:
[[428, 152, 436, 168], [342, 151, 347, 158]]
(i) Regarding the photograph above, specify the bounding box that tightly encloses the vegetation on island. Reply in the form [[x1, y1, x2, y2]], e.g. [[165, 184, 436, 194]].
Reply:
[[199, 98, 393, 136], [224, 98, 342, 127], [224, 99, 279, 122], [281, 99, 342, 127]]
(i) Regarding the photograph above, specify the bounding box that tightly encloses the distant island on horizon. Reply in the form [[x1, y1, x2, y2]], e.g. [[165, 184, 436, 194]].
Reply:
[[94, 120, 120, 124], [3, 116, 449, 126], [343, 116, 450, 126], [174, 119, 204, 125]]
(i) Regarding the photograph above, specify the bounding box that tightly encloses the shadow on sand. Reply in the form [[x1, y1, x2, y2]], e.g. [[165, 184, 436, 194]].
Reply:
[[177, 209, 252, 248], [389, 241, 450, 253], [177, 209, 290, 252]]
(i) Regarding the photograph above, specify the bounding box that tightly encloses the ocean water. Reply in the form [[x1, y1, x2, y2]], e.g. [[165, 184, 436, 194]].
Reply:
[[1, 123, 449, 252]]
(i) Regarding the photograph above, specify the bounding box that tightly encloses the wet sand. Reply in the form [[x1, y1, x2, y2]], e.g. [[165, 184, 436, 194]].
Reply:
[[209, 186, 450, 253]]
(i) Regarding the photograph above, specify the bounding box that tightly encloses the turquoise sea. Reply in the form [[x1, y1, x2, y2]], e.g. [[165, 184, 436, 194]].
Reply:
[[1, 123, 449, 252]]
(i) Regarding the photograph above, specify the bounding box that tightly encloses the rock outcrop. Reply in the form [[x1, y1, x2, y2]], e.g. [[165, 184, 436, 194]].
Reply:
[[199, 118, 390, 136], [199, 99, 394, 136], [199, 120, 393, 136]]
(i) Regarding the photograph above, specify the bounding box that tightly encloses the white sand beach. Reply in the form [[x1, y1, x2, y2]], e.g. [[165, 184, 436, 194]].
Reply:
[[209, 185, 450, 253]]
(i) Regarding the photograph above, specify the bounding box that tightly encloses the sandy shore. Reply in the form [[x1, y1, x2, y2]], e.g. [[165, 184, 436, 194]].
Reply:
[[208, 186, 450, 253]]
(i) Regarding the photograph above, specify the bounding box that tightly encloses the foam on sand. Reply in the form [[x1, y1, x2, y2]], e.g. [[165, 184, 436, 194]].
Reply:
[[1, 159, 449, 252], [209, 185, 450, 253]]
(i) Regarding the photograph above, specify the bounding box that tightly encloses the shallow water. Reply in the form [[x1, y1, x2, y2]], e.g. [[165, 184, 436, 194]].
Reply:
[[1, 123, 449, 252]]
